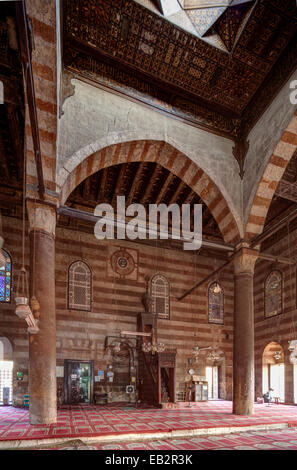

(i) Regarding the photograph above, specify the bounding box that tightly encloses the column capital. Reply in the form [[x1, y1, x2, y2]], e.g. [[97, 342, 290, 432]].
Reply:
[[26, 200, 57, 238], [232, 247, 259, 276]]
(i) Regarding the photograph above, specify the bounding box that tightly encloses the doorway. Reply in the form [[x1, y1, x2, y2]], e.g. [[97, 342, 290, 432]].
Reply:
[[206, 366, 218, 399], [0, 360, 13, 404], [262, 342, 285, 402], [269, 363, 285, 402], [64, 360, 94, 404]]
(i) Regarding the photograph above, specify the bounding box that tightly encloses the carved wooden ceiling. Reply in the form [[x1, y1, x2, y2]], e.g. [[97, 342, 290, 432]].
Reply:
[[65, 162, 224, 242], [0, 2, 24, 216], [147, 0, 257, 52], [63, 0, 297, 176]]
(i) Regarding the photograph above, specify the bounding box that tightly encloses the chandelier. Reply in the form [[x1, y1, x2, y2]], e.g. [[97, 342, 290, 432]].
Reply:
[[141, 308, 166, 354], [190, 345, 220, 363], [273, 350, 282, 361], [142, 339, 165, 354], [207, 350, 221, 362]]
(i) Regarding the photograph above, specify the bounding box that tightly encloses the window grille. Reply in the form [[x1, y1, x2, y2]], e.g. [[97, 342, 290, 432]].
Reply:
[[150, 274, 170, 319], [265, 271, 282, 318], [208, 282, 224, 324], [68, 261, 92, 311], [0, 250, 12, 303]]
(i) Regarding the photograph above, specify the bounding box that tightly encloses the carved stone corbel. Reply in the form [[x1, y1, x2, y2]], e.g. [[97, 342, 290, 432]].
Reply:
[[232, 136, 249, 180]]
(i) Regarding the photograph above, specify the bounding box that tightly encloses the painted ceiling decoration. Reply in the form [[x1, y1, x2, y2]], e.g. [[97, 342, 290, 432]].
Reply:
[[62, 0, 297, 177]]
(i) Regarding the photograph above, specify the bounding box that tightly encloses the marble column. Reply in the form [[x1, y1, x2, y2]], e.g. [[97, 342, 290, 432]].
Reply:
[[233, 246, 258, 416], [27, 201, 57, 424]]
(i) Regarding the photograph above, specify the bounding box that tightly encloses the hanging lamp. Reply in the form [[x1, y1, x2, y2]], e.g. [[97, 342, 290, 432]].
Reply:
[[14, 132, 39, 334], [15, 267, 32, 319], [207, 347, 221, 363], [273, 350, 282, 362]]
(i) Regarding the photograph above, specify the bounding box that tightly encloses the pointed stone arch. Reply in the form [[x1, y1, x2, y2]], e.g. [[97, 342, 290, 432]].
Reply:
[[245, 112, 297, 240], [58, 140, 241, 244]]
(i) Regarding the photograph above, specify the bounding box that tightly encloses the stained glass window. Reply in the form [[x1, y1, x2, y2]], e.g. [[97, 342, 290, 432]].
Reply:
[[68, 261, 92, 311], [150, 274, 170, 319], [208, 282, 224, 324], [0, 250, 12, 303], [265, 271, 282, 318]]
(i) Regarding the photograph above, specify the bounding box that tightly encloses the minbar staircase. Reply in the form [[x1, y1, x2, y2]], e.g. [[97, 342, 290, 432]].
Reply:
[[137, 313, 176, 408]]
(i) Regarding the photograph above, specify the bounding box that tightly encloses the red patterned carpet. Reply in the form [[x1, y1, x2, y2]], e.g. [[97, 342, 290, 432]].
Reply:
[[0, 401, 297, 442]]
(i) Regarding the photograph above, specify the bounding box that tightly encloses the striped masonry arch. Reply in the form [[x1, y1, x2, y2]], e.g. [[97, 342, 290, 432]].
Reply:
[[245, 111, 297, 241], [59, 140, 241, 244]]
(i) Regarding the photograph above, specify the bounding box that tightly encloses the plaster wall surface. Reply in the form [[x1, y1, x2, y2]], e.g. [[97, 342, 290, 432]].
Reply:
[[57, 79, 243, 236]]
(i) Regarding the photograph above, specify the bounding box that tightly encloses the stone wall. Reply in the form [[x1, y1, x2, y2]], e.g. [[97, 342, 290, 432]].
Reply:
[[0, 216, 30, 406], [3, 212, 297, 406], [55, 224, 234, 402], [0, 215, 234, 405], [254, 228, 297, 404]]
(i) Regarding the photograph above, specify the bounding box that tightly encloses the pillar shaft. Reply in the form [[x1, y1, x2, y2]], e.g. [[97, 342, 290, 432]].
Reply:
[[233, 247, 258, 416], [28, 201, 57, 424]]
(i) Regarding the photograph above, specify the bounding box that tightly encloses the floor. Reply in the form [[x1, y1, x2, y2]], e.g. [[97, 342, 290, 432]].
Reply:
[[0, 401, 297, 443], [25, 427, 297, 450]]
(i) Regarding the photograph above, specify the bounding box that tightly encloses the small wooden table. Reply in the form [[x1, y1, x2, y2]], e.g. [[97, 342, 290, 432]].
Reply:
[[274, 397, 280, 404]]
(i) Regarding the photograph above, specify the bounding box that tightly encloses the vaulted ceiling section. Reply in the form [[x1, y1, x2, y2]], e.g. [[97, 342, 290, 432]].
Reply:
[[63, 0, 297, 175], [64, 162, 224, 245]]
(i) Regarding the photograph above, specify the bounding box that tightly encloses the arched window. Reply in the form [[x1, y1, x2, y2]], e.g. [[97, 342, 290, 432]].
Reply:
[[0, 250, 12, 303], [208, 282, 224, 324], [149, 274, 170, 319], [68, 261, 92, 311], [265, 270, 282, 318]]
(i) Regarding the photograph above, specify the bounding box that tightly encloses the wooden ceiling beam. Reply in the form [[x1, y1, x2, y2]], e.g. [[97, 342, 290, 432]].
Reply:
[[275, 180, 297, 203], [111, 163, 128, 205], [181, 191, 196, 205], [82, 176, 91, 201], [168, 180, 185, 206], [155, 172, 176, 205], [97, 167, 108, 202], [126, 163, 146, 206], [251, 205, 297, 248], [141, 165, 162, 205]]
